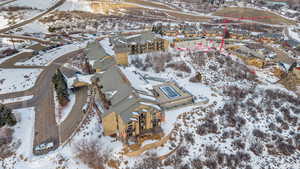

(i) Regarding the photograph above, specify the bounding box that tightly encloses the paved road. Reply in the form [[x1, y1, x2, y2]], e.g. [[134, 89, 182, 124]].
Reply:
[[0, 48, 85, 154], [0, 0, 15, 7], [59, 87, 88, 144], [0, 33, 53, 44], [0, 0, 66, 33]]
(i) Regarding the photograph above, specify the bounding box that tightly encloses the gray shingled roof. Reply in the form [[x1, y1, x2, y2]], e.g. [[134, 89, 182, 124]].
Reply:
[[93, 56, 116, 71], [86, 41, 110, 61], [111, 31, 156, 46]]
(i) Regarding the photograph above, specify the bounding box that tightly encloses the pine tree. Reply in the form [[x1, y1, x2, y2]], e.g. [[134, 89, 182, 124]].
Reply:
[[52, 69, 70, 106], [0, 104, 16, 127]]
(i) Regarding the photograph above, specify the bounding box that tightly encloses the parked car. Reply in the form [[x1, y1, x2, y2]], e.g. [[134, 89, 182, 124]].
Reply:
[[34, 141, 54, 152]]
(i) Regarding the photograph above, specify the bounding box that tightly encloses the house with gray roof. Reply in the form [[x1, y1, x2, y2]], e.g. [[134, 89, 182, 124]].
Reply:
[[85, 41, 116, 72], [92, 66, 164, 144]]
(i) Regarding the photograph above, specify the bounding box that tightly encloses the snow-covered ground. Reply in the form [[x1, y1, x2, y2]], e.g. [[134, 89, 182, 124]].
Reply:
[[13, 21, 49, 34], [0, 68, 42, 94], [5, 0, 58, 10], [0, 109, 116, 169], [0, 107, 35, 169], [0, 15, 8, 29], [15, 43, 85, 66], [0, 9, 42, 29], [287, 26, 300, 42], [12, 107, 35, 157], [59, 0, 91, 12], [54, 90, 76, 125], [0, 95, 33, 104]]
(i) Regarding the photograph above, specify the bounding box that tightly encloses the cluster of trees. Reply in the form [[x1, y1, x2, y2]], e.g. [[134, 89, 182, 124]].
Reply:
[[52, 69, 69, 106], [0, 104, 16, 127], [131, 52, 174, 73], [0, 104, 16, 158], [74, 140, 109, 169], [166, 62, 191, 73]]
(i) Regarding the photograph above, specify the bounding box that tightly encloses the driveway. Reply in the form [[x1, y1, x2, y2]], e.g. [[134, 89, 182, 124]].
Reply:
[[0, 48, 87, 155]]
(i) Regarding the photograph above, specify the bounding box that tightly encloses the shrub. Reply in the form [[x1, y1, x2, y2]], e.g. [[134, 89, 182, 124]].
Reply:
[[180, 164, 190, 169], [74, 140, 106, 169], [166, 62, 191, 73], [235, 151, 251, 162], [0, 127, 13, 145], [204, 160, 218, 169], [191, 158, 202, 169], [184, 133, 195, 144], [216, 152, 226, 165], [176, 146, 189, 157], [189, 72, 202, 83], [196, 120, 218, 136], [133, 153, 160, 169], [250, 142, 264, 156], [276, 142, 295, 155], [294, 134, 300, 150], [232, 139, 245, 150], [252, 129, 267, 140]]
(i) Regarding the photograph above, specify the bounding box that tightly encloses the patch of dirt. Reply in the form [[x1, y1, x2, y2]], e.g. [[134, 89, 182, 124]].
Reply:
[[213, 7, 296, 25]]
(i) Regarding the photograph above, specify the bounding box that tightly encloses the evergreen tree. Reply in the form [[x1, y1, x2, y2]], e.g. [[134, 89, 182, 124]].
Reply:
[[0, 104, 16, 127], [52, 69, 70, 106]]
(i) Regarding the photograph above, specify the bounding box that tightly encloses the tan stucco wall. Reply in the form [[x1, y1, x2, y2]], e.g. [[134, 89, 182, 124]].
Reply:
[[163, 39, 170, 51], [116, 52, 129, 65], [102, 112, 118, 136], [161, 97, 193, 109], [293, 69, 300, 79]]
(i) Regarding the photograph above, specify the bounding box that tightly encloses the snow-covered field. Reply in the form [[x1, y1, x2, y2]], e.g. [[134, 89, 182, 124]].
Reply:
[[0, 9, 42, 29], [0, 68, 42, 94], [0, 107, 35, 169], [288, 26, 300, 42], [15, 43, 85, 66], [59, 0, 91, 12], [0, 110, 108, 169], [5, 0, 58, 10]]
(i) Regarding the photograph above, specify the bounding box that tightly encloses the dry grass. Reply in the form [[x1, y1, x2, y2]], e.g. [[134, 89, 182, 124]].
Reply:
[[213, 7, 296, 25], [90, 1, 139, 14]]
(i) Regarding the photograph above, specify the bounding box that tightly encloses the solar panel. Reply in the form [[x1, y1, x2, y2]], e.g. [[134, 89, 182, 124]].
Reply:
[[160, 86, 181, 99]]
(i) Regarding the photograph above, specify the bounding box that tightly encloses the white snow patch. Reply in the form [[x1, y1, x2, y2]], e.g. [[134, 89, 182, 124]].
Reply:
[[12, 107, 35, 158], [0, 68, 42, 94], [99, 37, 115, 56], [15, 43, 85, 66], [54, 90, 76, 125], [0, 95, 33, 104]]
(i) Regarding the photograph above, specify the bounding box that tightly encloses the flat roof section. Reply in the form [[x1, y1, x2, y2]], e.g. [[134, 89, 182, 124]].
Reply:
[[160, 86, 181, 99]]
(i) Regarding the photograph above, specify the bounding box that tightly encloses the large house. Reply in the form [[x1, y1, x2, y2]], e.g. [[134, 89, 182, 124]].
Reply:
[[92, 66, 165, 144]]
